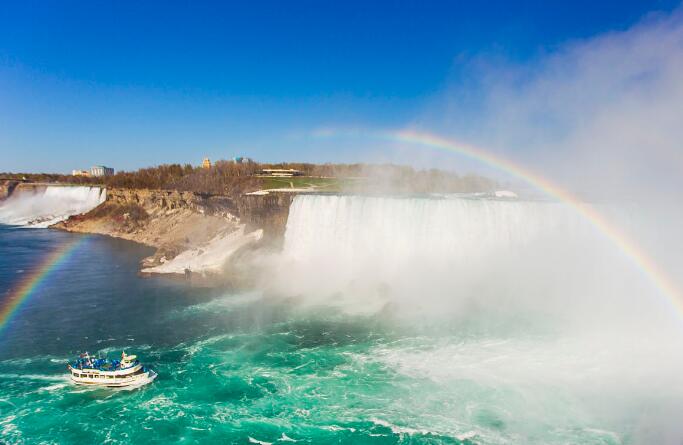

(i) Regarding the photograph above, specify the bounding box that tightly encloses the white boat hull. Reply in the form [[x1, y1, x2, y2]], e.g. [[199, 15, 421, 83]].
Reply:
[[70, 372, 156, 387], [69, 365, 157, 388]]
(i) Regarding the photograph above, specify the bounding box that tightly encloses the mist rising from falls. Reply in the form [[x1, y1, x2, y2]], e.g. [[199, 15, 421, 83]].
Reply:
[[0, 186, 105, 227], [264, 194, 683, 441], [275, 195, 656, 322]]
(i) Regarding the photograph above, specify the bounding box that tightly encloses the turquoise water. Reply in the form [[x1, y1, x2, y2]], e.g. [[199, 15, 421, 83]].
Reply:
[[0, 225, 678, 444]]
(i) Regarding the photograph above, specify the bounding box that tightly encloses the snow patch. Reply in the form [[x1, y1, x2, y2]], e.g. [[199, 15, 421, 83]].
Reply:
[[142, 225, 263, 275]]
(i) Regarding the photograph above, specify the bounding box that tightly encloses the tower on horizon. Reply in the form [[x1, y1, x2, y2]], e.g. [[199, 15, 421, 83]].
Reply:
[[202, 157, 211, 169]]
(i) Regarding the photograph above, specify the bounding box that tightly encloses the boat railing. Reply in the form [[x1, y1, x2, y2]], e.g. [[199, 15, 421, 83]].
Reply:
[[69, 358, 140, 372]]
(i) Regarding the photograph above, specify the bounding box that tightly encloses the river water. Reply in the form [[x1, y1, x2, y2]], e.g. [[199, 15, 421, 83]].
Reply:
[[1, 194, 683, 444]]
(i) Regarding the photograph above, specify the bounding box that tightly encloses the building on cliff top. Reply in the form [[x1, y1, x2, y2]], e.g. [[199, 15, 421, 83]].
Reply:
[[260, 168, 303, 177], [72, 169, 90, 177], [202, 157, 212, 169], [91, 166, 114, 177], [232, 156, 253, 164]]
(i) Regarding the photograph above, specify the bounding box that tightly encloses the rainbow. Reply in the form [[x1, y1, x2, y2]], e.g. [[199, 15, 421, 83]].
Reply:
[[318, 128, 682, 313], [0, 235, 89, 335]]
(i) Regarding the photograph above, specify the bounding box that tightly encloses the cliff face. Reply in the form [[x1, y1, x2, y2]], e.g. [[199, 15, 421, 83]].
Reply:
[[0, 181, 28, 201], [87, 188, 293, 232], [53, 188, 295, 271], [0, 181, 18, 201], [91, 188, 293, 237], [103, 188, 242, 217], [237, 193, 295, 242]]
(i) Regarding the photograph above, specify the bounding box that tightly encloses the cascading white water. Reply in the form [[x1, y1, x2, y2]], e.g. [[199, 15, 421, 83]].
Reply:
[[275, 194, 657, 321], [0, 186, 106, 227], [284, 194, 588, 263], [270, 195, 683, 443]]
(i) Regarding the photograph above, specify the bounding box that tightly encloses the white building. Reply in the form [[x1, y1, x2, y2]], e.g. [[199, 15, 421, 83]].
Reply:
[[90, 165, 114, 177], [232, 156, 253, 164], [260, 168, 302, 177]]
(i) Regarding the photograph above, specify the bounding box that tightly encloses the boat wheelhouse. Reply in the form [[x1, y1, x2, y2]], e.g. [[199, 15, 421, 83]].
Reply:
[[67, 351, 157, 388]]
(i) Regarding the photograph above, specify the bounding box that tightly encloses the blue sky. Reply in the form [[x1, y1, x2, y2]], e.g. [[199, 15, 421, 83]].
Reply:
[[0, 0, 679, 173]]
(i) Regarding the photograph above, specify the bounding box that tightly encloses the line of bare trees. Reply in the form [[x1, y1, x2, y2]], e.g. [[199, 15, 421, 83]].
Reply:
[[2, 160, 496, 195]]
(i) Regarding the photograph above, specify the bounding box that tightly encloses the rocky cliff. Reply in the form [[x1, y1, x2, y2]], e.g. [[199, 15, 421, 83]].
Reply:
[[0, 181, 26, 201], [237, 193, 295, 242], [0, 181, 17, 201], [53, 188, 294, 274]]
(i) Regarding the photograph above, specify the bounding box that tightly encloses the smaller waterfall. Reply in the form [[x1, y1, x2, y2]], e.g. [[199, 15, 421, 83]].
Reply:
[[0, 186, 106, 227]]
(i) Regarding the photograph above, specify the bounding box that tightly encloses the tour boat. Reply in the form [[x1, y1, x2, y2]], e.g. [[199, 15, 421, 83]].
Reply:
[[67, 351, 157, 388]]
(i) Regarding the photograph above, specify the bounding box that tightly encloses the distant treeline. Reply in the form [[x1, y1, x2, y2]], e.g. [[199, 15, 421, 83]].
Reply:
[[1, 161, 497, 195]]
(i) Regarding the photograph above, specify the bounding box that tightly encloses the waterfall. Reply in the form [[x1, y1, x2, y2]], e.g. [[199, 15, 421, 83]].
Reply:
[[274, 194, 643, 316], [0, 186, 106, 227], [283, 195, 589, 262]]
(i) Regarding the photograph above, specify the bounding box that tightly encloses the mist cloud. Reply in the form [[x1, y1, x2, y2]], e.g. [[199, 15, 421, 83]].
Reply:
[[418, 8, 683, 199]]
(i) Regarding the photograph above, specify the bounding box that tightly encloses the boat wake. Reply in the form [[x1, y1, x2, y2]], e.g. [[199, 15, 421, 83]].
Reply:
[[0, 373, 70, 382]]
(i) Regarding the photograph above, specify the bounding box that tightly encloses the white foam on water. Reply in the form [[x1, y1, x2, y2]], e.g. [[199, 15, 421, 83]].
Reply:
[[370, 418, 437, 436], [0, 373, 70, 382], [35, 382, 70, 393]]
